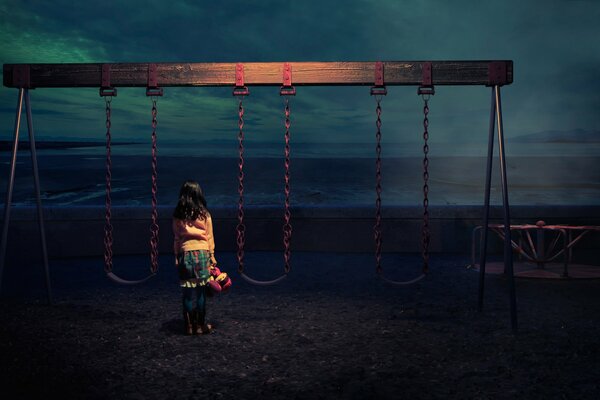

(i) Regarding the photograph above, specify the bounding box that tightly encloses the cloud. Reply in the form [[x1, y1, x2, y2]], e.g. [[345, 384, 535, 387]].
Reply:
[[512, 129, 600, 143], [0, 0, 599, 155]]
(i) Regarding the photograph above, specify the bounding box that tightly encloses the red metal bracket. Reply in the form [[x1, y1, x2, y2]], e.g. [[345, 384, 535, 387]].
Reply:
[[233, 63, 249, 96], [417, 61, 435, 96], [99, 64, 117, 97], [370, 61, 387, 96], [146, 63, 163, 96], [280, 62, 296, 96], [487, 61, 507, 86], [12, 64, 31, 89]]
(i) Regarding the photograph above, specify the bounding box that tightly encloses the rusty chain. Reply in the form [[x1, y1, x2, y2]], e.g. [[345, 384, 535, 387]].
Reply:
[[104, 97, 113, 273], [421, 96, 430, 274], [102, 94, 159, 279], [149, 99, 159, 273], [374, 97, 383, 274], [283, 98, 292, 273], [236, 96, 246, 274]]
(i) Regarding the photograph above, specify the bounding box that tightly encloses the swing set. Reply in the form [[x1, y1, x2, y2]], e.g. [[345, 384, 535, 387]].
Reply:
[[0, 61, 517, 330]]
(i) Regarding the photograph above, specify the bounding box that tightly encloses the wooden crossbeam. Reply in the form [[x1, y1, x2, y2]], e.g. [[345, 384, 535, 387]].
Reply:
[[3, 61, 512, 88]]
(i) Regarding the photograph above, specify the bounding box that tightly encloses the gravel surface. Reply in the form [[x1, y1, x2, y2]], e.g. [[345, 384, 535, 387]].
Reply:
[[1, 252, 599, 399]]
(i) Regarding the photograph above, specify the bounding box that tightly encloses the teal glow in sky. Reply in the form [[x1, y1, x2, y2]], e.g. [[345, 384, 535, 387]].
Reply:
[[0, 0, 599, 151]]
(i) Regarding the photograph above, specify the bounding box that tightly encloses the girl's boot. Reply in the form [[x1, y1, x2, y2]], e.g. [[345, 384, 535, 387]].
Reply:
[[183, 311, 193, 335], [194, 309, 213, 334]]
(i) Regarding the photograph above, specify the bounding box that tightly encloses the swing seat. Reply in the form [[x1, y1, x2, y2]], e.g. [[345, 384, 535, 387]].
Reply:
[[106, 271, 156, 285]]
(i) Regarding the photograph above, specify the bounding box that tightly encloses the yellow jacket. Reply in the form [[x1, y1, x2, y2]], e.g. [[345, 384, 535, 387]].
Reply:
[[172, 214, 216, 257]]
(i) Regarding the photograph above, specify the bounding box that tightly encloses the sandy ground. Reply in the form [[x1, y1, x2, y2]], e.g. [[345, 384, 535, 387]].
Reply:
[[1, 251, 599, 399]]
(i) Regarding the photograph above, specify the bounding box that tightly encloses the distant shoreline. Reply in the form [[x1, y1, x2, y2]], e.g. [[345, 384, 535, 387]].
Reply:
[[0, 140, 139, 151]]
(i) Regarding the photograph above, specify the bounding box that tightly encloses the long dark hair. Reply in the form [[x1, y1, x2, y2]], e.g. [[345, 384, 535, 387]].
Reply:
[[173, 180, 208, 221]]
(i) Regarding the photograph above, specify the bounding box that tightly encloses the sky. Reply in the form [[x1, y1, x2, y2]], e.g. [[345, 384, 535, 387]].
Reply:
[[0, 0, 599, 155]]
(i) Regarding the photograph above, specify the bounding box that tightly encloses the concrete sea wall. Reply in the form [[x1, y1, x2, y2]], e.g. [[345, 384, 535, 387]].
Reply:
[[2, 205, 599, 262]]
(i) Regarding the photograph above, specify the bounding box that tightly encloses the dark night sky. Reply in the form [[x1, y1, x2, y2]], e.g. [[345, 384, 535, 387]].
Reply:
[[0, 0, 599, 154]]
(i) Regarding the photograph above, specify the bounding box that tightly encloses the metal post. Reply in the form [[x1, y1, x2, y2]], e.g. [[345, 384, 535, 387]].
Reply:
[[478, 88, 496, 311], [536, 223, 545, 268], [561, 229, 569, 278], [495, 85, 517, 332], [0, 88, 24, 295], [25, 90, 52, 304], [568, 230, 573, 264]]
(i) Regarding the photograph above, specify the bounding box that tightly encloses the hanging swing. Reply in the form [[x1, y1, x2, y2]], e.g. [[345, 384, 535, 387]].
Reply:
[[372, 61, 434, 285], [233, 63, 294, 285], [100, 64, 162, 285]]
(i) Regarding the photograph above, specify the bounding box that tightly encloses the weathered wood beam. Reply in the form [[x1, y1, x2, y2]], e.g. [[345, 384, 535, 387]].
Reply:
[[3, 61, 512, 88]]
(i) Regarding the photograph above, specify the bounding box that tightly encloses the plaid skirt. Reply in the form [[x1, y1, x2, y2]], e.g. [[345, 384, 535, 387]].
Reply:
[[177, 250, 211, 288]]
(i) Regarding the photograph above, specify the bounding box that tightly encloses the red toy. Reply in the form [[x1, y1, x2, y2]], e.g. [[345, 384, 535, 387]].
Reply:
[[208, 265, 232, 295]]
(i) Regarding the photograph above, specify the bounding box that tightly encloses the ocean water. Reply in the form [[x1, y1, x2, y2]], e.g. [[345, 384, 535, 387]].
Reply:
[[1, 142, 599, 207]]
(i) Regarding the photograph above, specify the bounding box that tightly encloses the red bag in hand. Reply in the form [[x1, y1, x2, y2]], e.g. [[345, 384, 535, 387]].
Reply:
[[208, 265, 231, 294], [217, 272, 232, 292]]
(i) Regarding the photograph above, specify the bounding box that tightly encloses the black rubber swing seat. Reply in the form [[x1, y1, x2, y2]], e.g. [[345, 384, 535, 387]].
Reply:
[[238, 271, 288, 286], [106, 271, 156, 285], [377, 272, 427, 286]]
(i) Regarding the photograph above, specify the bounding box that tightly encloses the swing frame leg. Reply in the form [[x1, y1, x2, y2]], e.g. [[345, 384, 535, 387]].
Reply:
[[478, 89, 496, 310], [478, 85, 517, 332], [0, 88, 52, 304]]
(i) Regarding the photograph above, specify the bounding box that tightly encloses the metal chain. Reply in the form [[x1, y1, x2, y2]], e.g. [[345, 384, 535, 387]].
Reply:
[[149, 99, 159, 273], [421, 97, 430, 273], [236, 97, 246, 274], [283, 98, 292, 273], [104, 97, 113, 273], [374, 97, 383, 274]]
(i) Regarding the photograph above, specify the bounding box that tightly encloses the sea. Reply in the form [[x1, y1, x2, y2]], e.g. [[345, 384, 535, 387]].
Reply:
[[1, 141, 599, 208]]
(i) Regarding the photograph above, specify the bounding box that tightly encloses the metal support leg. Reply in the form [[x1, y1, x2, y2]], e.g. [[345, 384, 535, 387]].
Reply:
[[25, 90, 52, 304], [478, 88, 496, 311], [495, 85, 517, 332], [0, 89, 24, 295], [0, 89, 52, 304]]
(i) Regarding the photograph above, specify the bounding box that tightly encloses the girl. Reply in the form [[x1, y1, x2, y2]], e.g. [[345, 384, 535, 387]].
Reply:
[[172, 180, 217, 335]]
